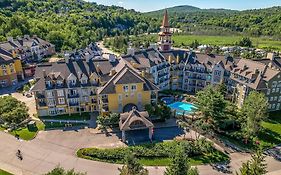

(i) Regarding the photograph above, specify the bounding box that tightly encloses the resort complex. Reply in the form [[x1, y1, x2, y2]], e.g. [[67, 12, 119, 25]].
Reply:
[[29, 9, 281, 116], [1, 0, 281, 174]]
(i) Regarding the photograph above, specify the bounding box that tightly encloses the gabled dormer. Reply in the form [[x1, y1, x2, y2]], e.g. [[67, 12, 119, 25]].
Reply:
[[80, 73, 88, 85], [67, 73, 77, 87]]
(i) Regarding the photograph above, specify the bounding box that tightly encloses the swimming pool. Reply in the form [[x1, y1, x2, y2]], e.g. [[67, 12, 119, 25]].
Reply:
[[161, 96, 174, 104], [168, 102, 196, 114]]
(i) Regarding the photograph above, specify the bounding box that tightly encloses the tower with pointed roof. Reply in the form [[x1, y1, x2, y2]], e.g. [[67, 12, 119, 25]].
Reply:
[[158, 10, 172, 51]]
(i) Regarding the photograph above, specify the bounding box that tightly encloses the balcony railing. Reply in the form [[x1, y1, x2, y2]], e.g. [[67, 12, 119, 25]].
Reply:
[[101, 98, 108, 103], [36, 94, 45, 99], [68, 93, 80, 98], [69, 102, 79, 106], [38, 102, 47, 107]]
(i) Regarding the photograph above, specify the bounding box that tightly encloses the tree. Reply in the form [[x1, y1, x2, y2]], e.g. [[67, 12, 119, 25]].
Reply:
[[240, 91, 268, 139], [237, 148, 267, 175], [145, 103, 171, 120], [190, 40, 200, 49], [0, 96, 29, 127], [119, 153, 148, 175], [236, 37, 253, 47], [45, 166, 86, 175], [195, 86, 227, 130], [164, 146, 199, 175]]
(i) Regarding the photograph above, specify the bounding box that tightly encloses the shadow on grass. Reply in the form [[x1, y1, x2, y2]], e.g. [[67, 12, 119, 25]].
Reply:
[[258, 128, 281, 146]]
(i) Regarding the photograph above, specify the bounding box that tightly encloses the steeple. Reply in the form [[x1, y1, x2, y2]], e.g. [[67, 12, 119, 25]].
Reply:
[[162, 9, 169, 27], [158, 10, 172, 51]]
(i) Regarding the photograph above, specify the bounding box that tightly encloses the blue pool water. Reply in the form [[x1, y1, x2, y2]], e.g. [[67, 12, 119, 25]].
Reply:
[[168, 102, 196, 114]]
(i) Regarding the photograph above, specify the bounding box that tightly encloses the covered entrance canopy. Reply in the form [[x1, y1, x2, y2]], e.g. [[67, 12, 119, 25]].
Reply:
[[119, 107, 154, 142]]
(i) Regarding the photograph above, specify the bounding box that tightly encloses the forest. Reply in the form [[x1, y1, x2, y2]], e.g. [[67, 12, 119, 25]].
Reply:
[[0, 0, 280, 52]]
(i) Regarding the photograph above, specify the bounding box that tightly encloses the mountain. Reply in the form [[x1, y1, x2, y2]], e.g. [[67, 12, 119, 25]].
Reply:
[[0, 0, 158, 51], [145, 5, 237, 16]]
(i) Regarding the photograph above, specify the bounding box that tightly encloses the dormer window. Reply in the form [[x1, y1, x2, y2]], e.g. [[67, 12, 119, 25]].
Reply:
[[57, 80, 63, 87], [82, 79, 87, 85], [68, 80, 76, 86], [46, 81, 52, 88]]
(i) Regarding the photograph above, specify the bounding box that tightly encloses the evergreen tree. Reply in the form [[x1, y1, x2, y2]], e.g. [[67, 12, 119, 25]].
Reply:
[[45, 166, 86, 175], [164, 146, 199, 175], [119, 153, 148, 175], [240, 91, 268, 139], [238, 148, 267, 175]]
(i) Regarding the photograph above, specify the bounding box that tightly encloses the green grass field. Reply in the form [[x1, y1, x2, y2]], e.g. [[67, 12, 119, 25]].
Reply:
[[172, 35, 281, 51], [39, 113, 91, 121], [0, 169, 13, 175]]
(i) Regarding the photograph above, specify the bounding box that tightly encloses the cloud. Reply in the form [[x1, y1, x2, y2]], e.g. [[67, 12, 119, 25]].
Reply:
[[118, 1, 124, 4]]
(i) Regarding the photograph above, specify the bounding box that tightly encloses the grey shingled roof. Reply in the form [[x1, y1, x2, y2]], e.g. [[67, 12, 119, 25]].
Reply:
[[32, 58, 119, 91], [97, 61, 159, 95]]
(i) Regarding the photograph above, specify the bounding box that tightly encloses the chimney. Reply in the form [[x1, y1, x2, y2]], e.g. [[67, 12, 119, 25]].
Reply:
[[127, 47, 135, 56], [7, 37, 13, 42], [141, 70, 146, 77], [43, 69, 47, 78], [109, 69, 116, 76], [65, 53, 70, 64], [96, 64, 101, 72], [267, 52, 275, 61], [109, 54, 116, 62], [85, 52, 90, 62], [16, 36, 22, 40], [24, 35, 30, 39]]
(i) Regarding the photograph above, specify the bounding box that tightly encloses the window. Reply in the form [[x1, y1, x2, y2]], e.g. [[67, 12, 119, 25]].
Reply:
[[279, 96, 281, 102], [277, 88, 280, 93], [268, 104, 272, 109], [272, 81, 277, 87], [47, 99, 55, 106], [277, 103, 280, 110], [123, 85, 129, 92], [270, 97, 273, 101], [274, 96, 278, 101], [272, 104, 276, 109], [267, 89, 271, 95], [272, 88, 276, 93], [82, 79, 87, 84], [46, 91, 54, 98], [58, 98, 65, 105], [131, 85, 137, 91], [57, 90, 64, 97]]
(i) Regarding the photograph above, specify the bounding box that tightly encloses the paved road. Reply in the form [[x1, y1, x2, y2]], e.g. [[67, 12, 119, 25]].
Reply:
[[0, 129, 226, 175], [1, 127, 281, 175]]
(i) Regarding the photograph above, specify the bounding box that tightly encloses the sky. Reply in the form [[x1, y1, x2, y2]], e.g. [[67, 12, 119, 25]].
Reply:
[[88, 0, 281, 12]]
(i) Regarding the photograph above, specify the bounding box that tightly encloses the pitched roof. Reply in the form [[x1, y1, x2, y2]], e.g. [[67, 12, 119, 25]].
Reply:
[[162, 10, 169, 27], [0, 47, 14, 64], [122, 48, 167, 69], [32, 58, 119, 91], [119, 108, 153, 131], [97, 61, 159, 94]]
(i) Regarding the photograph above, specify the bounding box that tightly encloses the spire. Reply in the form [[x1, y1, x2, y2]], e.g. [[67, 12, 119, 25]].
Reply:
[[162, 9, 169, 27]]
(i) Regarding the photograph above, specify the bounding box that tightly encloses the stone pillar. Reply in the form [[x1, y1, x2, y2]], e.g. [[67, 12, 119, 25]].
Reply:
[[122, 130, 126, 142]]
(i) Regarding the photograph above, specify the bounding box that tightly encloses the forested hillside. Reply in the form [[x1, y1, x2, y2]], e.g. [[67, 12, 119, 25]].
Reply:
[[146, 6, 281, 38], [0, 0, 280, 52], [0, 0, 159, 51]]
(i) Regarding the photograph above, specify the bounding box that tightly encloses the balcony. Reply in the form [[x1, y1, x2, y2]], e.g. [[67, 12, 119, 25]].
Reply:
[[36, 94, 45, 99], [101, 98, 108, 103], [90, 91, 97, 96], [69, 102, 79, 106], [188, 76, 206, 80], [38, 102, 47, 107], [68, 93, 80, 98]]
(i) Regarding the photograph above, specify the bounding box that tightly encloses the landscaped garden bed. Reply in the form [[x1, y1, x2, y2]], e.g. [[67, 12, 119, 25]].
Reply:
[[39, 113, 91, 121], [77, 139, 229, 166], [44, 121, 88, 129], [0, 169, 13, 175]]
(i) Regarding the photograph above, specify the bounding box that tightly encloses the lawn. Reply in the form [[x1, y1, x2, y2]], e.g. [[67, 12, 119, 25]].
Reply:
[[218, 111, 281, 150], [0, 121, 45, 141], [9, 121, 45, 140], [172, 35, 281, 51], [39, 112, 91, 121], [77, 140, 229, 166], [136, 34, 281, 51], [0, 169, 13, 175]]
